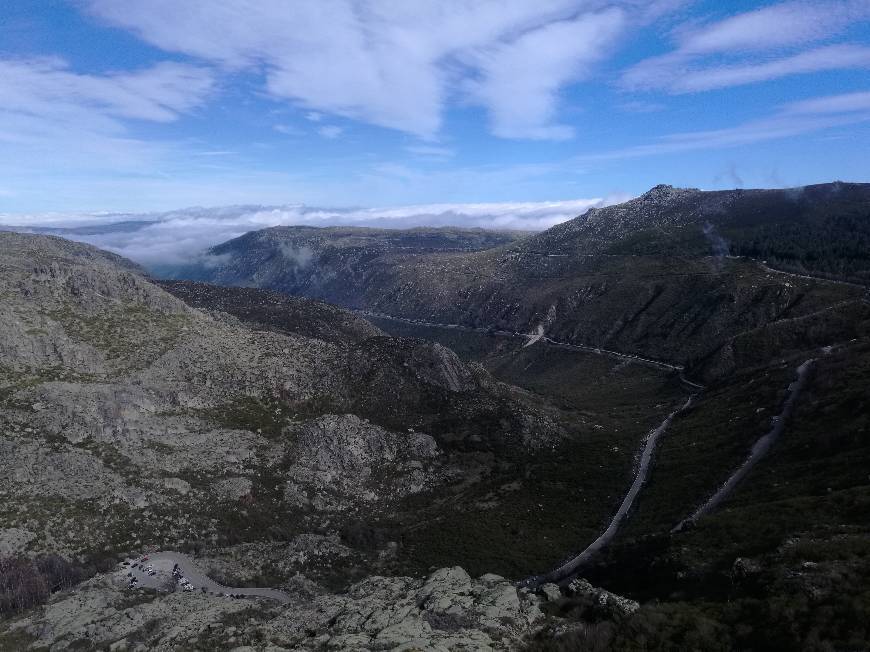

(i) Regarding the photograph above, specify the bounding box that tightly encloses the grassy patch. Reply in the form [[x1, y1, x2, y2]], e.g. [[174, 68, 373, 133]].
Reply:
[[200, 397, 297, 440], [47, 303, 189, 364]]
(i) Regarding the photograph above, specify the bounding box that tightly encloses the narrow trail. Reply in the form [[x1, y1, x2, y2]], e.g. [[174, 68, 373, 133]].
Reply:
[[518, 396, 696, 589], [672, 358, 814, 533]]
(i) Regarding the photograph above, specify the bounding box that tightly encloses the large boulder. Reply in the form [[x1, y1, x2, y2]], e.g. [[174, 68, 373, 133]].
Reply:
[[283, 414, 441, 511]]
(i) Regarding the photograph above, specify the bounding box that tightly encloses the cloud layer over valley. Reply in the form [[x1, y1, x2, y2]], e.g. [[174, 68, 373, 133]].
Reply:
[[1, 197, 622, 269]]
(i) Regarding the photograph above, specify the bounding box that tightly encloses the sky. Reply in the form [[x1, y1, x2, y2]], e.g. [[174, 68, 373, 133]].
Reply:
[[1, 0, 870, 234]]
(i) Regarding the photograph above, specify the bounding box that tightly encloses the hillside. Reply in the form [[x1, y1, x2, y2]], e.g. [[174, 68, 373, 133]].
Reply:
[[156, 280, 384, 345], [176, 183, 870, 382], [165, 225, 527, 304]]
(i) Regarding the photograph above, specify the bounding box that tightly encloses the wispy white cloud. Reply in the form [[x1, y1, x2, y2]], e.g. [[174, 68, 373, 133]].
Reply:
[[318, 125, 343, 139], [617, 99, 667, 113], [630, 44, 870, 93], [678, 1, 867, 54], [579, 89, 870, 161], [273, 123, 302, 136], [0, 57, 213, 126], [191, 150, 234, 157], [0, 57, 214, 175], [785, 90, 870, 115], [85, 0, 671, 140], [622, 0, 870, 93], [405, 144, 455, 159], [465, 9, 626, 140]]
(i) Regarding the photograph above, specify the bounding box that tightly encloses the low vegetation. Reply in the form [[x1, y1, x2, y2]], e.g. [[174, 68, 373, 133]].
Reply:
[[0, 554, 111, 615]]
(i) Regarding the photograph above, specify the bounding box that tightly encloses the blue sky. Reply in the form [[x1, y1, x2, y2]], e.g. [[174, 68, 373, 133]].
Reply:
[[2, 0, 870, 217]]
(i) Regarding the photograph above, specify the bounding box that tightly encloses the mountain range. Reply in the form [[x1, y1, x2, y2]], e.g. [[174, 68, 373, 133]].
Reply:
[[2, 182, 869, 650]]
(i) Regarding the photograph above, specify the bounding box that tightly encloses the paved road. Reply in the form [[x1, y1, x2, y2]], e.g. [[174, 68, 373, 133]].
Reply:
[[756, 260, 867, 289], [357, 309, 689, 374], [673, 358, 814, 532], [519, 396, 696, 588], [122, 551, 291, 603]]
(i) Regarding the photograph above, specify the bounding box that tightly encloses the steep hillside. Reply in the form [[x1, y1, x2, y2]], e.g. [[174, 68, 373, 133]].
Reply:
[[523, 182, 870, 271], [177, 183, 870, 382], [541, 337, 870, 652], [157, 280, 383, 344], [166, 225, 526, 303]]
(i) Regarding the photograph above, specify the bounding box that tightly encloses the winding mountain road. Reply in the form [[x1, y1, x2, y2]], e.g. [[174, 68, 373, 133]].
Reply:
[[673, 358, 814, 532], [755, 261, 867, 290], [356, 309, 689, 375], [519, 396, 695, 588]]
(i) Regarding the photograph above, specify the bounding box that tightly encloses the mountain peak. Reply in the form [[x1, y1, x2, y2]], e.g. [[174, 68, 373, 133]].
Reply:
[[641, 183, 697, 199]]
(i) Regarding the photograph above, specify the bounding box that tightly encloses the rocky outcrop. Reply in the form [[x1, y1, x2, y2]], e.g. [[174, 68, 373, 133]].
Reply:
[[411, 343, 476, 393], [7, 565, 545, 651], [284, 414, 441, 511]]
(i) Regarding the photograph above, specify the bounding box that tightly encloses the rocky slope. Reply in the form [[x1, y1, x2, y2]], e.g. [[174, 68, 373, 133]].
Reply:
[[0, 232, 695, 650], [0, 232, 568, 578]]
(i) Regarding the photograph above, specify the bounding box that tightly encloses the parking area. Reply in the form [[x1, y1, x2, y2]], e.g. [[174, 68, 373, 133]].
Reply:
[[118, 552, 291, 604]]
